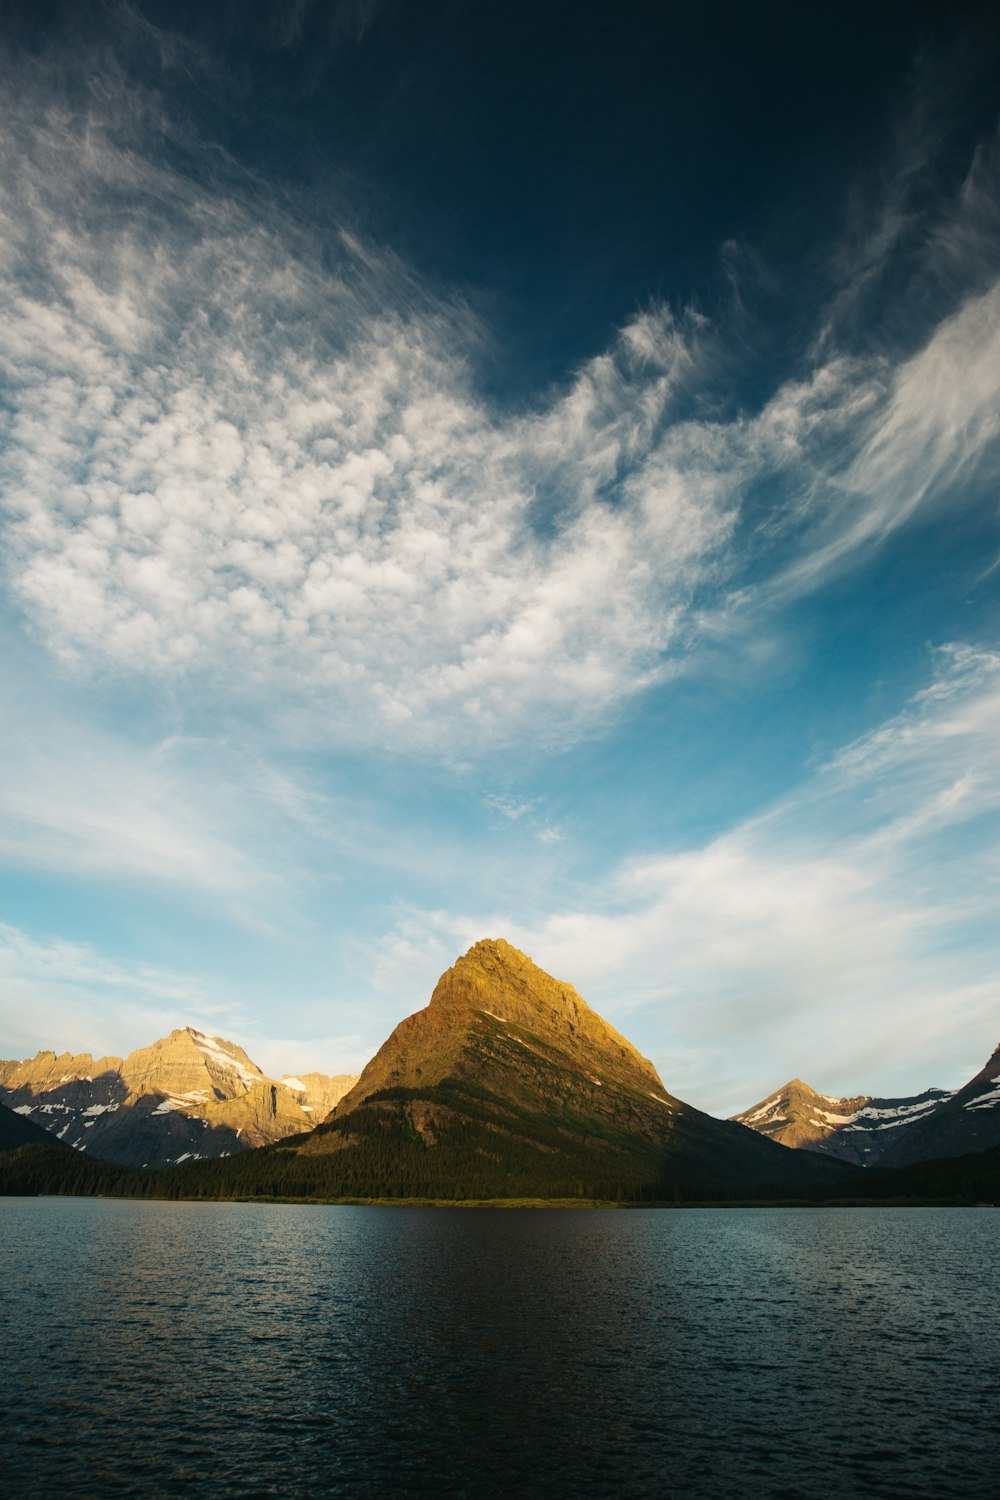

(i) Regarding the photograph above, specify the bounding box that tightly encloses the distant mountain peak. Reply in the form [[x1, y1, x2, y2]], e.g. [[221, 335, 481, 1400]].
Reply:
[[0, 1027, 358, 1170], [731, 1061, 998, 1167]]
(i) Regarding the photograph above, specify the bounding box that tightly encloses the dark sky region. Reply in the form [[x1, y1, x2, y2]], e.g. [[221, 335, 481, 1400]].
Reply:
[[0, 0, 998, 1113]]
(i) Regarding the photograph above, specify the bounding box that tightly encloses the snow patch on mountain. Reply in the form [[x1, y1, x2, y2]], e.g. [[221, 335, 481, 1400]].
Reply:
[[187, 1029, 260, 1091], [966, 1083, 1000, 1110]]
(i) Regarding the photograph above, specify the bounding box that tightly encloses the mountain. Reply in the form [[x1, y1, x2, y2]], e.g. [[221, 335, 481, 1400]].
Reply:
[[3, 944, 997, 1204], [280, 1073, 359, 1121], [0, 1028, 358, 1170], [731, 1078, 955, 1166], [877, 1044, 1000, 1167], [192, 938, 852, 1201], [733, 1045, 1000, 1168], [0, 1099, 61, 1151]]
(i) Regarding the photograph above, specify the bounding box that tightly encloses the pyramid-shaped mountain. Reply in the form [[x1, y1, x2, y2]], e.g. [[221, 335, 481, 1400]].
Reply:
[[262, 939, 850, 1199]]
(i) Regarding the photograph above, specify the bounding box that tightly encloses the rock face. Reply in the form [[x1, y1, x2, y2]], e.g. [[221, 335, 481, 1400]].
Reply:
[[281, 1073, 358, 1121], [731, 1078, 954, 1166], [733, 1046, 1000, 1168], [293, 939, 850, 1197], [330, 937, 663, 1118], [0, 1028, 354, 1170]]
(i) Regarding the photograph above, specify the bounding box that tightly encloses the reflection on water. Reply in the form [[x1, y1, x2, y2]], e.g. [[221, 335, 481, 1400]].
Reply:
[[1, 1200, 997, 1498]]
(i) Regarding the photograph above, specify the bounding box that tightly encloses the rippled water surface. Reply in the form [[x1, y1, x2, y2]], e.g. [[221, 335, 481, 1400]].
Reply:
[[1, 1200, 997, 1498]]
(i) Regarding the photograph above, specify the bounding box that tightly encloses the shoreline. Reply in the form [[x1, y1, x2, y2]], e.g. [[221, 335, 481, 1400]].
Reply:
[[9, 1191, 997, 1209]]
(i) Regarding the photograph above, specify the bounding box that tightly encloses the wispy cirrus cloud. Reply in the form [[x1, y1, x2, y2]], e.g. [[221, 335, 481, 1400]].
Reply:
[[0, 732, 258, 900], [1, 61, 998, 759], [766, 282, 1000, 599]]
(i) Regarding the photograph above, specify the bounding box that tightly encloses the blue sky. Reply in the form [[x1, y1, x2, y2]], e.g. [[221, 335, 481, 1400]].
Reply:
[[1, 0, 999, 1114]]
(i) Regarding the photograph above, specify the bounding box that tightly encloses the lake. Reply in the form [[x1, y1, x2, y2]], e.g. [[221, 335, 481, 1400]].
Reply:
[[1, 1200, 997, 1498]]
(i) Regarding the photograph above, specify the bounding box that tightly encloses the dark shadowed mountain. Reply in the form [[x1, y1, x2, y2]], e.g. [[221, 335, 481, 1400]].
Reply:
[[878, 1045, 1000, 1168], [0, 1099, 59, 1151]]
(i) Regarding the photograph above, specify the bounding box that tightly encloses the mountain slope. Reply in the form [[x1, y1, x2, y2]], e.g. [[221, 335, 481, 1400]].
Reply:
[[0, 1099, 61, 1151], [0, 1028, 352, 1169], [329, 937, 663, 1115], [878, 1044, 1000, 1168], [732, 1078, 954, 1166]]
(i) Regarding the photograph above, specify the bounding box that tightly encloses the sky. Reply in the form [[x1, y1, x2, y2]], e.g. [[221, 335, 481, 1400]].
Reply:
[[1, 0, 999, 1116]]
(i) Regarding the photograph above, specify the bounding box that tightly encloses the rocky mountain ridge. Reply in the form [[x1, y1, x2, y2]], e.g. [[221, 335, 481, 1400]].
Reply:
[[878, 1043, 1000, 1167], [0, 1027, 358, 1169], [7, 943, 995, 1191], [733, 1044, 1000, 1167]]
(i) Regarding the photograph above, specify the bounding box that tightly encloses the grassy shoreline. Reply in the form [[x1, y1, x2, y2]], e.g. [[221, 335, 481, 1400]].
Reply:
[[41, 1191, 996, 1208]]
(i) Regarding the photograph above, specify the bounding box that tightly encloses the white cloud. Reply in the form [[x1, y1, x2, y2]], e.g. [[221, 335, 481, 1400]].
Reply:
[[2, 74, 998, 758], [0, 189, 726, 751], [767, 283, 1000, 598], [249, 1032, 371, 1082], [0, 648, 366, 920], [485, 795, 534, 823]]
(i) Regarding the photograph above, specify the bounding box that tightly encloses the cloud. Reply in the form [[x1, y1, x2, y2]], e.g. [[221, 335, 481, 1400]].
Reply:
[[484, 793, 564, 847], [1, 61, 998, 759], [814, 46, 1000, 354], [485, 796, 534, 823], [249, 1031, 371, 1081], [382, 645, 1000, 1113], [0, 647, 364, 921], [765, 282, 1000, 599], [0, 93, 729, 750]]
